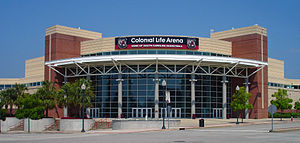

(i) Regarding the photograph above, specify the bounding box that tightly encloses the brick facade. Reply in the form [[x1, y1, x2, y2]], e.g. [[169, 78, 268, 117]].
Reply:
[[44, 33, 92, 118], [222, 34, 268, 119]]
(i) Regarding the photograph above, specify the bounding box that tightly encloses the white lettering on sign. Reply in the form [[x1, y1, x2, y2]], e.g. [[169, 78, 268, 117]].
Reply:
[[130, 37, 184, 44], [131, 37, 155, 43], [166, 38, 183, 43]]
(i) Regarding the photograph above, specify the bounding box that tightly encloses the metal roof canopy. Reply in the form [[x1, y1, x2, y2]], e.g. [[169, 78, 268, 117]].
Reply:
[[45, 54, 267, 78]]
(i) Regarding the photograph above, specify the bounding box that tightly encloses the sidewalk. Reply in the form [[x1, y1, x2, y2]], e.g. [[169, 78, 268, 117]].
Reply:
[[3, 118, 298, 134], [86, 118, 299, 134]]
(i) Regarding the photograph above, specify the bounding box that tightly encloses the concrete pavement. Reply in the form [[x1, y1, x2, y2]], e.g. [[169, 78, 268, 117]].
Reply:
[[1, 121, 300, 143]]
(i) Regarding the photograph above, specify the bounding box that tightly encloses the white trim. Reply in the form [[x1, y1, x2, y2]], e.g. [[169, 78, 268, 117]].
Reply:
[[45, 54, 267, 67]]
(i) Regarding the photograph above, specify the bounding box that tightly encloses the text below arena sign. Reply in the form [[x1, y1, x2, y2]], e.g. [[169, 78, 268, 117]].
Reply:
[[115, 36, 199, 50]]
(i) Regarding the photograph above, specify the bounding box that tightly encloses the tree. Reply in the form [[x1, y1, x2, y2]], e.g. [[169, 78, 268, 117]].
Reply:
[[271, 89, 293, 121], [15, 93, 44, 120], [13, 83, 27, 108], [36, 81, 57, 117], [0, 92, 8, 121], [57, 78, 95, 118], [0, 88, 18, 116], [294, 99, 300, 110], [0, 90, 9, 111], [230, 86, 253, 123]]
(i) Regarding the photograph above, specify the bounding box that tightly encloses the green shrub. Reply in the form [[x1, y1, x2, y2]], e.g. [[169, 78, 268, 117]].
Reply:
[[268, 112, 300, 118], [15, 94, 44, 120], [0, 107, 7, 121]]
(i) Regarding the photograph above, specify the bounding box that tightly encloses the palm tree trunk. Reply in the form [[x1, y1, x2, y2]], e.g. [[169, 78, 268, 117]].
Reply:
[[9, 104, 13, 116], [46, 107, 48, 117], [55, 105, 60, 118], [242, 111, 244, 123], [281, 109, 283, 121]]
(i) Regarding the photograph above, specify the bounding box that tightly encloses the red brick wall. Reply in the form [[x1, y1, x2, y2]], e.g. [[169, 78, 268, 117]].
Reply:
[[44, 33, 92, 118], [222, 34, 268, 119]]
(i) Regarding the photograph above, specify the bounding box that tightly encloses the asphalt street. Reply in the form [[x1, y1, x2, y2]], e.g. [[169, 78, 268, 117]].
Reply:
[[0, 122, 299, 143]]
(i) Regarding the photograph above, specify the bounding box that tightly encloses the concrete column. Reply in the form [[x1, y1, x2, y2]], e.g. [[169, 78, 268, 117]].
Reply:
[[117, 74, 123, 118], [154, 74, 159, 119], [190, 74, 197, 118], [245, 77, 249, 119], [221, 76, 228, 119], [86, 74, 91, 118], [63, 76, 68, 117], [87, 65, 91, 80]]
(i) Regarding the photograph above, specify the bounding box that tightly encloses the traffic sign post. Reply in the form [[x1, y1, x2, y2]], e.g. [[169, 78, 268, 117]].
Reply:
[[268, 104, 277, 132]]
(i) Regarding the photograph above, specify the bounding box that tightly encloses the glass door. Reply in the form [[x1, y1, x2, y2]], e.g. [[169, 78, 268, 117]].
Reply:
[[213, 108, 222, 118], [132, 108, 152, 118]]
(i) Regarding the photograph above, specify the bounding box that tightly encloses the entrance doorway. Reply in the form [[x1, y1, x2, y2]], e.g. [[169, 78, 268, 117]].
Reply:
[[89, 108, 100, 118], [132, 108, 152, 118], [213, 108, 222, 118], [160, 108, 181, 118]]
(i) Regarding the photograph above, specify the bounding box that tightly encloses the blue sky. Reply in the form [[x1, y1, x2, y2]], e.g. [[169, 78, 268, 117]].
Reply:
[[0, 0, 299, 79]]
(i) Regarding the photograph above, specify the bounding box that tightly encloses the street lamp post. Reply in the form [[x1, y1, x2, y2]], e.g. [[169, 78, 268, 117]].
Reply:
[[236, 85, 240, 125], [162, 80, 166, 129], [81, 83, 86, 132]]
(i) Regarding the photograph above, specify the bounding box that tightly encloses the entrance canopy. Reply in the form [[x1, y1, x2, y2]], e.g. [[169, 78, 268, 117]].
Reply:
[[45, 54, 267, 78]]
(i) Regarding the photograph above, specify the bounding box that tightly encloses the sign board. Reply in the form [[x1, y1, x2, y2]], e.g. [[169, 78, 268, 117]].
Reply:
[[268, 104, 277, 115], [115, 36, 199, 50], [166, 91, 171, 103]]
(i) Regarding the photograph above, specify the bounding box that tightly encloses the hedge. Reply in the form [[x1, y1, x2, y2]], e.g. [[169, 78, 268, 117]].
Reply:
[[268, 112, 300, 118]]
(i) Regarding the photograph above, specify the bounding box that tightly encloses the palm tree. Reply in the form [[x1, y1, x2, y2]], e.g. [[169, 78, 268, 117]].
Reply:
[[14, 83, 27, 98], [36, 81, 57, 117], [0, 88, 18, 116], [57, 78, 95, 118], [0, 89, 9, 110], [0, 90, 8, 120]]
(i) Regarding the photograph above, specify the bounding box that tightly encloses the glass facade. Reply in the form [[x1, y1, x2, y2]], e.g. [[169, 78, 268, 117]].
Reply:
[[81, 49, 231, 58], [268, 82, 300, 89], [0, 81, 43, 90], [90, 65, 232, 118]]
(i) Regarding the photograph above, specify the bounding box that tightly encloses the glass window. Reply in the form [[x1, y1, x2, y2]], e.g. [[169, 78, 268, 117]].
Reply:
[[103, 52, 111, 55], [148, 50, 156, 54], [167, 50, 176, 54], [111, 51, 119, 55], [128, 50, 137, 54], [195, 51, 202, 55], [157, 50, 166, 54], [120, 51, 127, 55], [176, 51, 185, 55], [138, 50, 147, 54], [203, 52, 210, 56], [186, 51, 194, 55]]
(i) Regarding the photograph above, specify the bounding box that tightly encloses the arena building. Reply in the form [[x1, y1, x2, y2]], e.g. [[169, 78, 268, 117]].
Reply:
[[1, 25, 299, 119]]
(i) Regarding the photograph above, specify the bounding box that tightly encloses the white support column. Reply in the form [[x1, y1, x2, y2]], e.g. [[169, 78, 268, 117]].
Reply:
[[245, 68, 250, 119], [63, 76, 68, 117], [190, 73, 197, 118], [221, 75, 228, 119], [154, 74, 160, 119], [117, 74, 123, 118], [86, 67, 91, 118], [87, 65, 90, 80]]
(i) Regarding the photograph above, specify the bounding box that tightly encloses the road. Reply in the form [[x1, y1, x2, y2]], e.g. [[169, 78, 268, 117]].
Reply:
[[0, 122, 299, 143]]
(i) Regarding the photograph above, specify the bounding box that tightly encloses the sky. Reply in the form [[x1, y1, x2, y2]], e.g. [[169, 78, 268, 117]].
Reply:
[[0, 0, 299, 79]]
